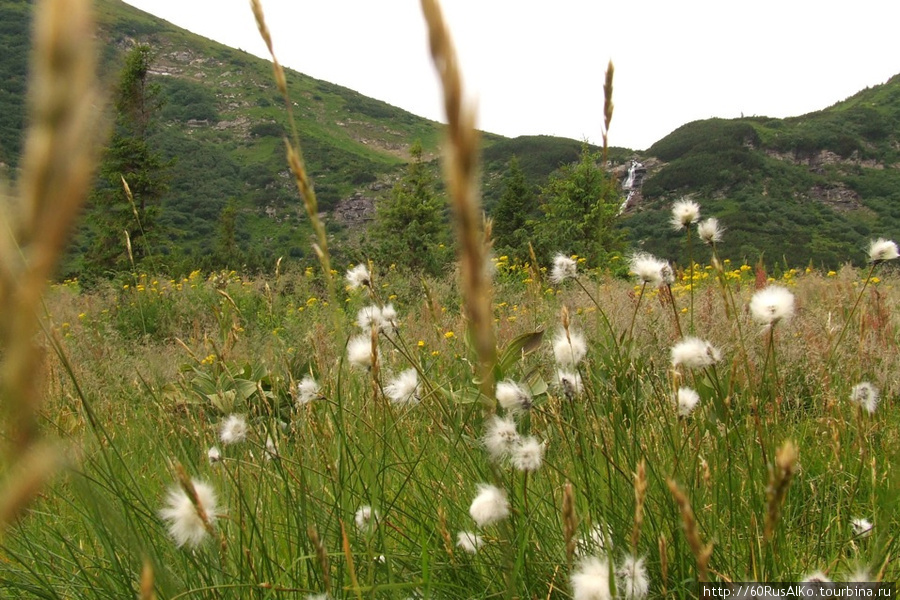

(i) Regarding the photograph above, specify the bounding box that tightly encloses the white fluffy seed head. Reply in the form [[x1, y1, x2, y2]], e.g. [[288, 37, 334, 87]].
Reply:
[[346, 263, 371, 289], [483, 415, 520, 461], [630, 252, 667, 287], [868, 238, 899, 263], [616, 554, 650, 600], [851, 517, 873, 538], [512, 436, 545, 472], [469, 484, 509, 527], [670, 337, 722, 369], [557, 369, 584, 398], [347, 334, 375, 369], [384, 369, 421, 405], [671, 199, 700, 230], [296, 375, 320, 407], [676, 387, 700, 418], [495, 379, 533, 413], [354, 505, 379, 533], [220, 414, 248, 445], [749, 285, 795, 326], [697, 217, 724, 245], [571, 556, 613, 600], [456, 530, 484, 554], [575, 524, 613, 558], [849, 382, 879, 414], [207, 446, 221, 465], [553, 330, 587, 367], [159, 479, 219, 548], [550, 253, 578, 284]]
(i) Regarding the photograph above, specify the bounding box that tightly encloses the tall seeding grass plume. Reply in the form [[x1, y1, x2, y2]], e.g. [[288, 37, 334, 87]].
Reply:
[[1, 0, 899, 598]]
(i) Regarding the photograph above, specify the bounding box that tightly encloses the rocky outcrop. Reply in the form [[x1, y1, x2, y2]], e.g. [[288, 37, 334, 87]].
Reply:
[[334, 192, 376, 226], [805, 184, 866, 212]]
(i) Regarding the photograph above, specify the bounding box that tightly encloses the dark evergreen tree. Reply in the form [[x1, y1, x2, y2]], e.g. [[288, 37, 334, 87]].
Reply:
[[370, 141, 451, 276], [532, 144, 623, 266], [86, 45, 170, 273], [491, 156, 536, 261]]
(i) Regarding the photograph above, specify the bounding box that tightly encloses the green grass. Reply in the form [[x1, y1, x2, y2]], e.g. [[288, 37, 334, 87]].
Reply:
[[2, 255, 898, 598]]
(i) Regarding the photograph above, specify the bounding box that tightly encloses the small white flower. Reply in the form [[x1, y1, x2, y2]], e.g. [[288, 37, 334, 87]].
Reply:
[[629, 252, 668, 287], [670, 337, 722, 369], [851, 518, 873, 538], [849, 382, 879, 414], [456, 531, 484, 554], [671, 199, 700, 231], [749, 285, 795, 326], [354, 505, 379, 533], [469, 484, 509, 527], [616, 554, 650, 600], [571, 556, 613, 600], [553, 330, 587, 367], [207, 446, 221, 465], [483, 415, 520, 461], [347, 334, 375, 369], [384, 369, 421, 405], [346, 263, 371, 290], [676, 387, 700, 418], [697, 217, 724, 245], [495, 379, 533, 413], [512, 436, 544, 472], [868, 238, 899, 263], [557, 369, 584, 398], [550, 254, 578, 284], [159, 479, 219, 548], [220, 414, 248, 445], [296, 375, 320, 407]]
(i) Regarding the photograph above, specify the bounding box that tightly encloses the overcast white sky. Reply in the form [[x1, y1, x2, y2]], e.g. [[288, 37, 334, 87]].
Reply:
[[123, 0, 900, 151]]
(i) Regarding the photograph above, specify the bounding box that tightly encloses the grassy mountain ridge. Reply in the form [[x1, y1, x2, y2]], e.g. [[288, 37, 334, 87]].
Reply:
[[623, 75, 900, 267], [2, 0, 898, 272]]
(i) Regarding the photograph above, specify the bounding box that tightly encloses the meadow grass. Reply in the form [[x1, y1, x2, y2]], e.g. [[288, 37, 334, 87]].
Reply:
[[2, 1, 899, 598]]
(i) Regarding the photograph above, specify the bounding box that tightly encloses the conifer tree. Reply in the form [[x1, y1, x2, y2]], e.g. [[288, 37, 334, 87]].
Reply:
[[86, 45, 170, 273], [533, 144, 623, 266], [370, 141, 450, 276], [491, 156, 536, 261]]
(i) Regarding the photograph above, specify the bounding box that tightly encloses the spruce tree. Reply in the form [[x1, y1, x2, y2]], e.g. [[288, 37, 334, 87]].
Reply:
[[86, 45, 170, 274], [533, 144, 623, 266], [491, 156, 536, 261], [370, 141, 450, 276]]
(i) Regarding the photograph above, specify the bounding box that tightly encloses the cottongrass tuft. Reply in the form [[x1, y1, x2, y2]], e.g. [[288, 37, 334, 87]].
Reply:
[[347, 334, 375, 369], [849, 382, 879, 414], [495, 379, 533, 413], [384, 368, 421, 405], [571, 556, 612, 600], [629, 252, 668, 287], [801, 571, 832, 583], [616, 554, 650, 600], [550, 253, 578, 284], [867, 238, 899, 263], [456, 530, 484, 554], [346, 263, 371, 289], [296, 375, 320, 407], [357, 304, 398, 333], [576, 523, 613, 558], [483, 415, 519, 461], [469, 484, 509, 527], [159, 479, 219, 548], [749, 285, 795, 326], [265, 435, 278, 461], [207, 446, 221, 465], [557, 369, 584, 398], [851, 517, 873, 538], [697, 217, 723, 245], [553, 329, 587, 368], [511, 436, 544, 472], [676, 387, 700, 418], [220, 414, 248, 445], [670, 337, 722, 369], [671, 199, 700, 231], [354, 505, 379, 533]]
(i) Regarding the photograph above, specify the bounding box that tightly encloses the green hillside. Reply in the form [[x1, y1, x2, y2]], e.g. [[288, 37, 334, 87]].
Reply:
[[623, 76, 900, 267]]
